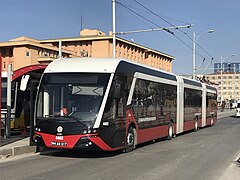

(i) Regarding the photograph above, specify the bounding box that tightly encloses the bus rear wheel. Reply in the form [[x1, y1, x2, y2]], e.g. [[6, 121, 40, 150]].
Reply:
[[167, 123, 174, 140], [125, 127, 136, 152], [194, 119, 199, 132], [210, 117, 214, 126]]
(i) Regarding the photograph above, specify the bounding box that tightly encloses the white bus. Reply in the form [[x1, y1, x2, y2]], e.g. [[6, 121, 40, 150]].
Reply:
[[34, 58, 217, 152], [235, 101, 240, 117]]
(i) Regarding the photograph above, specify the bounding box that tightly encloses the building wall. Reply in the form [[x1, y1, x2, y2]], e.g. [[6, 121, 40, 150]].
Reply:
[[1, 30, 174, 73], [92, 40, 110, 57], [0, 45, 65, 71], [58, 38, 173, 72], [13, 46, 32, 70], [205, 73, 240, 102]]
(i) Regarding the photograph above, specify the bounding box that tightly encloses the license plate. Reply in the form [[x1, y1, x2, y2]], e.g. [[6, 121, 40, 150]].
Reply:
[[51, 141, 67, 146]]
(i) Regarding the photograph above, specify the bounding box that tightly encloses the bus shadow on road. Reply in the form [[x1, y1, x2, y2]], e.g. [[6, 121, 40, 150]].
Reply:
[[39, 149, 122, 159]]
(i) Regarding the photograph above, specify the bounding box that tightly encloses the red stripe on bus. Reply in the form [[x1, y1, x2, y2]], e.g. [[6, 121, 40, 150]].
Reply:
[[183, 120, 195, 131], [36, 132, 83, 149], [35, 132, 124, 151], [137, 125, 169, 144], [89, 137, 124, 151]]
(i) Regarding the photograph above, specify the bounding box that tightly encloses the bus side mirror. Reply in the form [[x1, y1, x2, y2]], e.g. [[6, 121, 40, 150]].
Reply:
[[113, 82, 121, 99], [20, 75, 30, 91]]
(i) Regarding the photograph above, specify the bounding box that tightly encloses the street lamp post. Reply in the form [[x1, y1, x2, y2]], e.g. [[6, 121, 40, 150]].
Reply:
[[192, 29, 214, 79], [220, 54, 235, 104]]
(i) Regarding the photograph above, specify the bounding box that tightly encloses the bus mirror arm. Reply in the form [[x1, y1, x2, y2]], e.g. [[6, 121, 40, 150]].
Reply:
[[113, 82, 121, 99], [20, 75, 30, 91]]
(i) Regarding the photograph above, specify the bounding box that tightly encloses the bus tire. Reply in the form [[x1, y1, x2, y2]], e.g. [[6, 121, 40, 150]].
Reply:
[[194, 119, 199, 132], [125, 126, 136, 152], [167, 123, 174, 140], [210, 117, 214, 126]]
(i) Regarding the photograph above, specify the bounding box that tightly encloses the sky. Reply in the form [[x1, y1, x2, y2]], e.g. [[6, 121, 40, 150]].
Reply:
[[1, 0, 240, 75]]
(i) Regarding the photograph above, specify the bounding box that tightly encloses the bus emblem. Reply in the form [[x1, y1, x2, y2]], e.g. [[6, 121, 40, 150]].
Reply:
[[57, 126, 63, 133]]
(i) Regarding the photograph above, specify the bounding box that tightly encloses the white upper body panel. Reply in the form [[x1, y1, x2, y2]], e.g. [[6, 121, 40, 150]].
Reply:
[[45, 58, 122, 74], [44, 57, 177, 76]]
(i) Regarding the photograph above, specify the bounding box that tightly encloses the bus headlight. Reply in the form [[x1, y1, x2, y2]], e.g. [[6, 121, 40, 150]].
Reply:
[[82, 128, 98, 134]]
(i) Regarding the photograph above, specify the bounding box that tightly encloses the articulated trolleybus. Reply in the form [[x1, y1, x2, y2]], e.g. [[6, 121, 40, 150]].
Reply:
[[34, 58, 217, 152]]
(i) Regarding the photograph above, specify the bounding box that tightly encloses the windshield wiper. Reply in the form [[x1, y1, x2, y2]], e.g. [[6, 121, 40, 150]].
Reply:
[[38, 116, 87, 127], [64, 116, 87, 127]]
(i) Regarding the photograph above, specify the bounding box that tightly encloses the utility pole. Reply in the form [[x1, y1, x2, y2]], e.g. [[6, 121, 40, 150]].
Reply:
[[192, 30, 214, 79], [192, 32, 196, 79], [112, 0, 193, 59], [220, 54, 235, 104], [112, 0, 116, 59], [0, 54, 2, 140], [59, 40, 62, 58], [6, 64, 12, 138]]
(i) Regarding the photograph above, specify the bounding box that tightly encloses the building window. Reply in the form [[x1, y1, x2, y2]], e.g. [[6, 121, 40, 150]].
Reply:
[[26, 51, 30, 57]]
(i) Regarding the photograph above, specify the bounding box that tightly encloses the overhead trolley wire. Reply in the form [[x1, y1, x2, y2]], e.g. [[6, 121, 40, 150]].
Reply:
[[116, 0, 218, 65], [132, 0, 218, 63], [116, 1, 174, 35]]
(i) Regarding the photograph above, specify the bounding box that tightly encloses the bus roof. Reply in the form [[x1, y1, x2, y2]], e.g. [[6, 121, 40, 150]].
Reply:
[[44, 57, 176, 76]]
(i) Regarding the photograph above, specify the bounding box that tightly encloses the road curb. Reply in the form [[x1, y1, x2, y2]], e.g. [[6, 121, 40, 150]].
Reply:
[[217, 110, 235, 119], [0, 145, 36, 159]]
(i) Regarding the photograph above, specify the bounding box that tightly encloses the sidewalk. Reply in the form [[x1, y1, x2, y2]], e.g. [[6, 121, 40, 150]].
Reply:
[[0, 137, 36, 159], [217, 109, 235, 119]]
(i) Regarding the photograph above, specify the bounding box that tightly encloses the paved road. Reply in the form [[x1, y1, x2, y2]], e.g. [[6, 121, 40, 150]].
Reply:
[[0, 116, 239, 180]]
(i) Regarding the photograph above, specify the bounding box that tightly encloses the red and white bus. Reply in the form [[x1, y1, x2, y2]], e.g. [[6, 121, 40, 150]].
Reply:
[[34, 58, 217, 152]]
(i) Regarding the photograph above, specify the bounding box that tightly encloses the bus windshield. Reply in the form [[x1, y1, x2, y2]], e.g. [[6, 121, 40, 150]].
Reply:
[[36, 73, 110, 126]]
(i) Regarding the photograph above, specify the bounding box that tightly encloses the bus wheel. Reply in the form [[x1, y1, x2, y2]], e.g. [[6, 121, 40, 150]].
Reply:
[[210, 118, 214, 126], [167, 123, 174, 140], [194, 119, 199, 132], [125, 127, 136, 152]]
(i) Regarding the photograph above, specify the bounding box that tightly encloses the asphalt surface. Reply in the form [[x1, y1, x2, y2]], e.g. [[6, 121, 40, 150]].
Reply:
[[0, 116, 239, 180]]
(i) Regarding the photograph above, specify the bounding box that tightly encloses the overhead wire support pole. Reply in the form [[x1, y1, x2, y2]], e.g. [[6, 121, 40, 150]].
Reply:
[[115, 24, 194, 35], [112, 0, 116, 59]]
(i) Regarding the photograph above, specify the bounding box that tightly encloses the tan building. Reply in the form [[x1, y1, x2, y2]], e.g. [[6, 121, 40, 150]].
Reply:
[[0, 29, 174, 72], [0, 36, 72, 71], [204, 72, 240, 103]]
